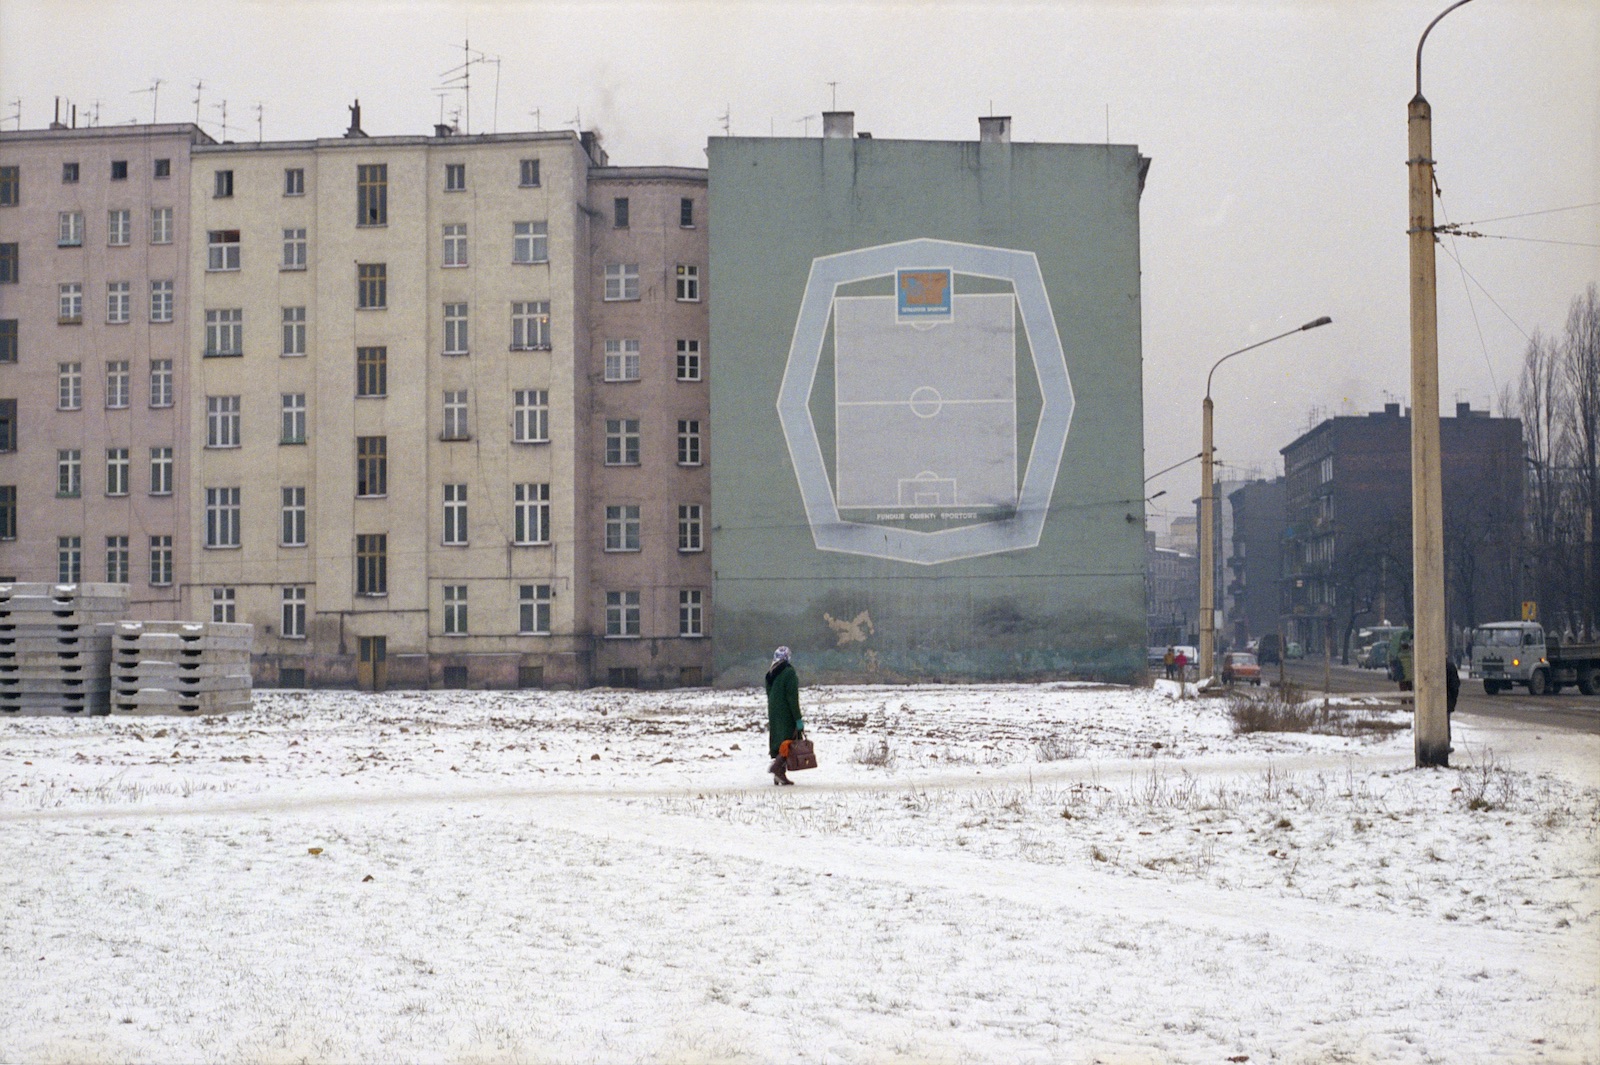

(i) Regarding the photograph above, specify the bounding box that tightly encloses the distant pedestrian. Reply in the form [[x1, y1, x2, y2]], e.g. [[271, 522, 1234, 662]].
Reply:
[[1174, 649, 1189, 680], [1163, 646, 1176, 680], [765, 646, 803, 786], [1446, 656, 1460, 715]]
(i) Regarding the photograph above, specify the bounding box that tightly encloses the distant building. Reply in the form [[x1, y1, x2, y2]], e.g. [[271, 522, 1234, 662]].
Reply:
[[1279, 402, 1523, 657], [1145, 529, 1197, 647], [1166, 513, 1198, 554], [1225, 477, 1285, 647]]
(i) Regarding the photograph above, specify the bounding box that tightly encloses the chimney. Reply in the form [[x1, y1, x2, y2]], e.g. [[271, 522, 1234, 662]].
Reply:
[[979, 115, 1011, 143], [1384, 402, 1400, 417], [822, 111, 854, 139], [50, 97, 66, 130], [433, 124, 455, 138]]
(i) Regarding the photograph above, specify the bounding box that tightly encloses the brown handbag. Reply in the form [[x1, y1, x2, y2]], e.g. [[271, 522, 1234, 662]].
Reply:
[[784, 735, 818, 772]]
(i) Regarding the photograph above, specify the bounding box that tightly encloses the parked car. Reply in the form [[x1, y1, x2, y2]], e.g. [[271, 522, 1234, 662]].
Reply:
[[1147, 646, 1168, 668], [1286, 641, 1305, 660], [1221, 652, 1262, 686], [1358, 641, 1390, 670]]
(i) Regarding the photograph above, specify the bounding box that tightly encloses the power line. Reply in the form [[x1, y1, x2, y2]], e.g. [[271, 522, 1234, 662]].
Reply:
[[1436, 240, 1532, 344], [1434, 187, 1496, 393], [1455, 201, 1600, 226]]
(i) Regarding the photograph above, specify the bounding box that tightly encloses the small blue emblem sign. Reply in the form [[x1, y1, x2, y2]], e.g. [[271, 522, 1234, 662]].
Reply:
[[896, 268, 952, 319]]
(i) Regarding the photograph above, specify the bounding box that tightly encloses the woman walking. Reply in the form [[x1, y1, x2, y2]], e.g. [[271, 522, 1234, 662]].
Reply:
[[765, 646, 802, 786]]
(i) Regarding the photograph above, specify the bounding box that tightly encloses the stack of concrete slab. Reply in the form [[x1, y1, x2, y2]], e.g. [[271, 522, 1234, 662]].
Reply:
[[0, 583, 128, 716], [110, 620, 254, 715]]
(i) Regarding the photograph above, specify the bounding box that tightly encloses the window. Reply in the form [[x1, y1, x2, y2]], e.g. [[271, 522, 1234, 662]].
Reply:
[[207, 230, 241, 270], [604, 263, 639, 301], [105, 448, 130, 496], [108, 209, 131, 246], [206, 395, 241, 447], [1319, 455, 1334, 483], [0, 320, 13, 363], [442, 390, 469, 440], [444, 163, 466, 192], [519, 159, 540, 187], [443, 223, 468, 267], [513, 389, 548, 443], [58, 536, 82, 583], [680, 197, 695, 228], [150, 447, 173, 495], [356, 346, 387, 397], [678, 504, 703, 552], [59, 283, 83, 323], [57, 449, 82, 497], [675, 264, 700, 302], [679, 589, 704, 637], [0, 486, 14, 540], [511, 301, 550, 349], [605, 504, 641, 552], [281, 393, 307, 444], [606, 590, 641, 637], [154, 158, 171, 179], [282, 587, 307, 638], [677, 419, 702, 466], [58, 211, 84, 246], [613, 197, 629, 228], [281, 486, 307, 546], [0, 399, 14, 451], [106, 282, 130, 324], [211, 587, 236, 622], [205, 487, 241, 548], [110, 160, 128, 181], [357, 264, 386, 309], [214, 170, 234, 198], [443, 584, 468, 634], [149, 361, 173, 408], [284, 168, 305, 196], [58, 362, 82, 409], [356, 436, 387, 497], [443, 303, 469, 354], [513, 221, 547, 264], [205, 308, 243, 356], [513, 483, 550, 545], [151, 207, 173, 244], [357, 164, 387, 225], [282, 228, 307, 269], [282, 306, 306, 356], [605, 418, 640, 465], [105, 536, 129, 583], [150, 280, 174, 323], [0, 243, 16, 283], [0, 165, 17, 205], [356, 534, 387, 595], [62, 162, 79, 184], [442, 484, 468, 544], [604, 339, 641, 382], [519, 583, 552, 634], [149, 535, 173, 586], [105, 361, 130, 408], [676, 339, 702, 381]]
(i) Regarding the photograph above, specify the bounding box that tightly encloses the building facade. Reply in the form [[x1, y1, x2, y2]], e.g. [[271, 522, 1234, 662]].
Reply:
[[0, 123, 212, 612], [708, 113, 1150, 684], [1279, 402, 1523, 656], [2, 116, 709, 689], [1225, 477, 1285, 648]]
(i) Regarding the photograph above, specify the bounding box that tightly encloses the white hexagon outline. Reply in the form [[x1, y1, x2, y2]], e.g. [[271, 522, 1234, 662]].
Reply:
[[777, 237, 1075, 565]]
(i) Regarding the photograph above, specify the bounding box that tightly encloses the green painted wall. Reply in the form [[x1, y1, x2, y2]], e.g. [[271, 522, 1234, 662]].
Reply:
[[708, 133, 1148, 685]]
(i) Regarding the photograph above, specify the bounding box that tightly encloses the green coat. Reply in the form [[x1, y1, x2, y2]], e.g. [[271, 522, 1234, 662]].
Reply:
[[765, 661, 801, 757]]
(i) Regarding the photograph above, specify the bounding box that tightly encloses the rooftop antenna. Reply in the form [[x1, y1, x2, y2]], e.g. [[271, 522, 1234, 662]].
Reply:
[[438, 36, 500, 134], [131, 78, 162, 124], [796, 113, 817, 137], [529, 108, 541, 131], [4, 99, 18, 131], [192, 80, 204, 126], [253, 102, 263, 143], [718, 105, 730, 136], [91, 100, 102, 127], [567, 108, 582, 130], [827, 81, 838, 110], [212, 98, 230, 140]]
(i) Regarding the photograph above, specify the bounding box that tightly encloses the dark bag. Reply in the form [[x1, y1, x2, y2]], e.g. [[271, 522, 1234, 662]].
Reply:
[[784, 735, 818, 772]]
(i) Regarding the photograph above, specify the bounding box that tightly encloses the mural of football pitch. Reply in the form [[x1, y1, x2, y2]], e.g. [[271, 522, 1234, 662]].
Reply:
[[778, 239, 1074, 566]]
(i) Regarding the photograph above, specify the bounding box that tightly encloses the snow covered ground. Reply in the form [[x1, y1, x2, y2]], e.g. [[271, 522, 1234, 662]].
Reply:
[[1, 682, 1596, 1064]]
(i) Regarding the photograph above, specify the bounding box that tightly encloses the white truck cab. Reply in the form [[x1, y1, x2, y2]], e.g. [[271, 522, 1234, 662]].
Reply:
[[1471, 621, 1600, 697]]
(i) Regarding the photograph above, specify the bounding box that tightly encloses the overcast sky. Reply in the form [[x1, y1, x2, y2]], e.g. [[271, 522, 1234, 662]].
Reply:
[[4, 0, 1596, 533]]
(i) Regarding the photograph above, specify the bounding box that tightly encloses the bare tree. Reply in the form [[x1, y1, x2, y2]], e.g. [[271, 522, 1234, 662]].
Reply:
[[1561, 283, 1600, 637]]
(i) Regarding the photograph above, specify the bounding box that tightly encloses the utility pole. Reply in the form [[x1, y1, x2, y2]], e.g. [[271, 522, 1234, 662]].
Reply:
[[1408, 0, 1475, 768]]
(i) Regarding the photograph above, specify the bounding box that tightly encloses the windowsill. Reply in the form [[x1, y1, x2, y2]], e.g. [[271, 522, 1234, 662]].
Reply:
[[604, 634, 642, 640], [604, 548, 642, 554], [203, 545, 242, 551], [442, 631, 470, 638], [280, 543, 307, 549], [509, 346, 552, 353], [603, 462, 641, 468], [512, 259, 550, 266], [108, 243, 130, 249], [150, 491, 173, 498], [357, 592, 388, 598], [284, 192, 305, 198], [677, 462, 703, 469], [604, 378, 642, 385], [678, 548, 705, 554], [279, 633, 308, 640], [512, 440, 550, 446], [204, 444, 242, 450], [675, 298, 701, 304], [106, 321, 130, 327], [439, 435, 472, 443], [150, 402, 174, 409], [58, 242, 83, 249], [519, 631, 551, 637], [149, 582, 173, 588], [280, 439, 307, 446], [357, 307, 387, 312], [105, 493, 130, 499], [512, 541, 551, 548], [357, 223, 388, 229], [441, 542, 469, 548], [518, 184, 541, 189], [151, 320, 173, 326], [356, 394, 387, 400], [58, 318, 83, 326], [151, 240, 173, 246], [58, 407, 83, 413], [678, 633, 706, 639], [441, 352, 469, 358], [281, 353, 307, 359], [280, 265, 307, 272], [602, 296, 641, 303], [443, 263, 468, 269], [106, 404, 130, 411], [56, 494, 82, 500], [355, 495, 387, 501], [206, 267, 241, 273], [203, 352, 243, 359]]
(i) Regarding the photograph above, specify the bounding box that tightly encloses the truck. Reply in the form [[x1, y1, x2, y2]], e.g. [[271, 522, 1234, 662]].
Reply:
[[1469, 621, 1600, 697]]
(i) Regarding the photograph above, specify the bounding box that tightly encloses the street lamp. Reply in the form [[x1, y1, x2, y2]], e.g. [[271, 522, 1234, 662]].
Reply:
[[1409, 0, 1477, 767], [1200, 316, 1333, 682]]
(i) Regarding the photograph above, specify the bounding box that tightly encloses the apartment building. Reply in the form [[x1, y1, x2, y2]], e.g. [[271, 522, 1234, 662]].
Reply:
[[0, 123, 213, 610], [586, 169, 712, 687]]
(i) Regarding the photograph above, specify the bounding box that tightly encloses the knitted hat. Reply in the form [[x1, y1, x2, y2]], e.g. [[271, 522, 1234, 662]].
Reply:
[[773, 646, 791, 663]]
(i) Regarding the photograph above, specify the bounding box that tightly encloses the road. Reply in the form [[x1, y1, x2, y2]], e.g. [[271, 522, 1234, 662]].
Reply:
[[1267, 656, 1600, 735]]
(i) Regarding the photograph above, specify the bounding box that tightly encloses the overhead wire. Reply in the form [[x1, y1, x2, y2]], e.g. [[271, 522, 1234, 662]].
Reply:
[[1432, 171, 1497, 394]]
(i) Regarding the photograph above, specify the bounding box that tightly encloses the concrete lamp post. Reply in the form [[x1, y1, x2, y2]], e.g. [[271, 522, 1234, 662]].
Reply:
[[1200, 316, 1333, 683], [1409, 0, 1476, 767]]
